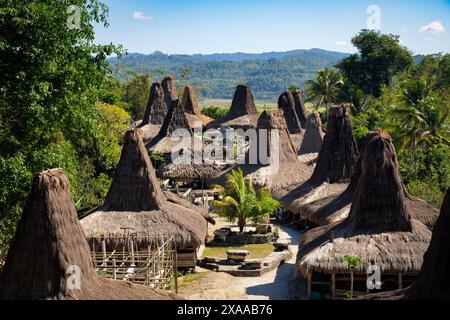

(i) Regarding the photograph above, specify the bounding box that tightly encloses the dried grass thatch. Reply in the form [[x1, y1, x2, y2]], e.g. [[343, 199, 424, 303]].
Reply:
[[299, 131, 439, 229], [182, 85, 213, 127], [292, 89, 308, 128], [298, 113, 324, 155], [278, 91, 302, 134], [157, 162, 224, 182], [205, 84, 259, 130], [81, 130, 208, 249], [161, 75, 178, 109], [0, 169, 179, 300], [210, 110, 312, 192], [296, 132, 432, 276], [405, 188, 450, 299]]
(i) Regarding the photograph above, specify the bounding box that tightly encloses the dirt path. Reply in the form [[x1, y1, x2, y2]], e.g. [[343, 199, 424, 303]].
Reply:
[[178, 223, 308, 300]]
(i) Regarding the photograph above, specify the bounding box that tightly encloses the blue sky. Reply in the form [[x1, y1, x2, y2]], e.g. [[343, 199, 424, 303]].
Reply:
[[94, 0, 450, 55]]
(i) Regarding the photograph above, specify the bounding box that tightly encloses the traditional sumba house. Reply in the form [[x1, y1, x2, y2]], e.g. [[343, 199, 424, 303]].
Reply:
[[298, 113, 325, 156], [0, 169, 178, 300], [139, 82, 167, 141], [182, 85, 213, 128], [276, 104, 358, 218], [161, 75, 178, 108], [81, 129, 209, 269], [299, 131, 439, 229], [240, 109, 312, 192], [292, 89, 308, 128], [296, 131, 432, 299], [205, 84, 259, 130]]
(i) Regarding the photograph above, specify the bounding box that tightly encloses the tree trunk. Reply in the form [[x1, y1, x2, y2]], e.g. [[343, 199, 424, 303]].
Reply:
[[350, 269, 354, 299], [238, 219, 246, 233]]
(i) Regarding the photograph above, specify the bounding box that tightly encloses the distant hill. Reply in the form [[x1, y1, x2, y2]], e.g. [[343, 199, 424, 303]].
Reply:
[[108, 49, 350, 99]]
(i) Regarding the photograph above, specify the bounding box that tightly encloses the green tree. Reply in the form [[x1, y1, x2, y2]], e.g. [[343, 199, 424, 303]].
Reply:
[[343, 255, 364, 299], [337, 30, 413, 97], [211, 169, 279, 233], [305, 68, 344, 111], [201, 105, 228, 120]]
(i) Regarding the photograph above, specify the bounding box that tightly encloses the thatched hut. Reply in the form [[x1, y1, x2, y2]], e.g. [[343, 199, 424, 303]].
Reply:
[[299, 131, 439, 229], [182, 85, 213, 127], [81, 129, 209, 268], [236, 109, 312, 192], [161, 75, 178, 108], [298, 113, 325, 156], [205, 84, 259, 130], [276, 105, 358, 217], [278, 91, 302, 135], [292, 89, 308, 128], [296, 132, 432, 299], [0, 169, 178, 300]]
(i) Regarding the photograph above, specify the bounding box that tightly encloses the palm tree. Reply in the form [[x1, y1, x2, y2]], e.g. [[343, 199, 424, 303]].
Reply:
[[306, 68, 344, 111], [211, 168, 279, 233], [387, 78, 450, 148]]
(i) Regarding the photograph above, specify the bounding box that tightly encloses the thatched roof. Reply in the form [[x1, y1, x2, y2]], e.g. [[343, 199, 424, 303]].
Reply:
[[299, 131, 439, 229], [405, 187, 450, 299], [161, 75, 178, 109], [182, 85, 213, 127], [81, 130, 208, 248], [147, 99, 196, 155], [211, 110, 312, 192], [310, 104, 358, 184], [142, 82, 167, 126], [205, 84, 259, 130], [157, 162, 225, 182], [278, 91, 302, 134], [292, 89, 308, 128], [298, 113, 324, 155], [276, 105, 358, 213], [0, 169, 178, 300], [296, 132, 432, 276]]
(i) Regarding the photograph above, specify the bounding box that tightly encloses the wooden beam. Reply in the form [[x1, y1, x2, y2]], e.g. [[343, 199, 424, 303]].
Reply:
[[398, 272, 403, 289], [331, 272, 336, 300], [307, 272, 312, 300]]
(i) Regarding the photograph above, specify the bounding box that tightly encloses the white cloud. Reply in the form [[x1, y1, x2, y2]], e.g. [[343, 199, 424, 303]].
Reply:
[[132, 12, 154, 21], [419, 20, 445, 34], [335, 41, 347, 47]]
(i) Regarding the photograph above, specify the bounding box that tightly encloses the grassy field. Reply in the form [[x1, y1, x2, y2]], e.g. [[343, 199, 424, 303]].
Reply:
[[203, 243, 274, 259], [199, 98, 316, 113]]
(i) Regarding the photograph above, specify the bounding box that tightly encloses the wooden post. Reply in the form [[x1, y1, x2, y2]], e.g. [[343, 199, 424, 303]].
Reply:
[[398, 272, 403, 289], [101, 240, 106, 267], [350, 270, 354, 299], [113, 259, 117, 279], [307, 272, 312, 300], [331, 272, 336, 300]]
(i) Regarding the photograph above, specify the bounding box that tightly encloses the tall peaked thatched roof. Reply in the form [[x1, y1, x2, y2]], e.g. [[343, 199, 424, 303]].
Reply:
[[292, 89, 308, 128], [296, 132, 431, 276], [406, 188, 450, 299], [147, 99, 195, 154], [0, 169, 178, 300], [278, 91, 302, 134], [81, 130, 208, 248], [142, 83, 167, 126], [310, 104, 358, 184], [299, 131, 439, 229], [182, 85, 213, 128], [211, 110, 312, 192], [205, 84, 259, 130], [161, 75, 178, 109], [298, 113, 324, 155]]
